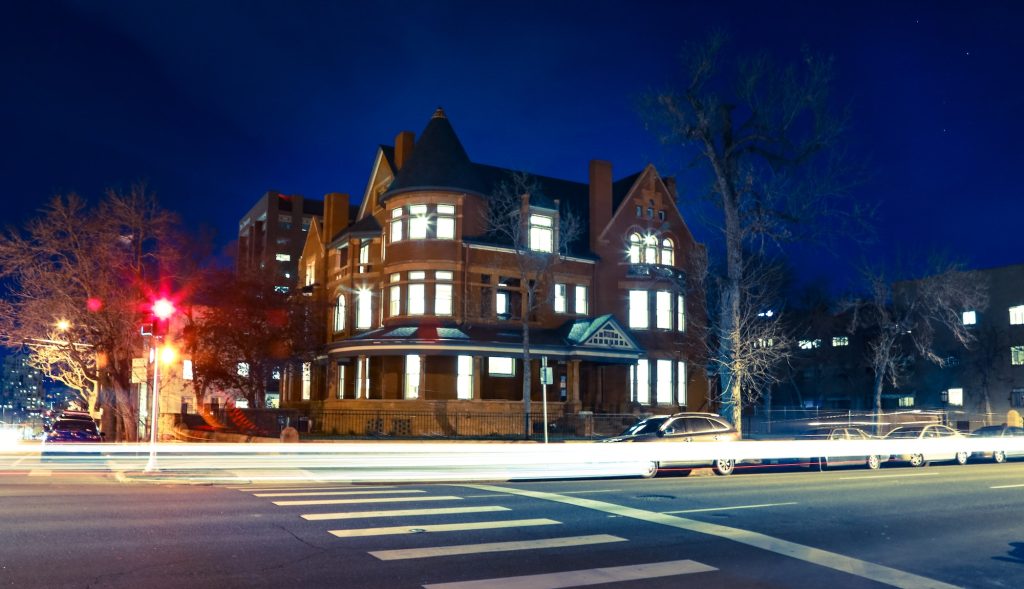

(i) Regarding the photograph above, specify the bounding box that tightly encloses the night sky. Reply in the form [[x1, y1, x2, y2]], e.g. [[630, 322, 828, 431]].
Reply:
[[3, 1, 1022, 287]]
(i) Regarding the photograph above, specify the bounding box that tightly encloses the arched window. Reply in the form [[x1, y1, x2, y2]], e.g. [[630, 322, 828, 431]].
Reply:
[[661, 238, 674, 266], [628, 233, 642, 263], [334, 294, 346, 332], [644, 234, 658, 264]]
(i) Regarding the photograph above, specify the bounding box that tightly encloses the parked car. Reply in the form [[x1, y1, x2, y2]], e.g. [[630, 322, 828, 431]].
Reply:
[[44, 418, 102, 443], [803, 427, 883, 470], [603, 412, 740, 476], [884, 424, 968, 467], [970, 425, 1024, 463]]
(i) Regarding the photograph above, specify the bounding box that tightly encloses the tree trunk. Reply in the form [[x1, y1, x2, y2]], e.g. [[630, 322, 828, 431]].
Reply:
[[522, 316, 532, 440], [718, 187, 744, 434], [872, 371, 885, 435]]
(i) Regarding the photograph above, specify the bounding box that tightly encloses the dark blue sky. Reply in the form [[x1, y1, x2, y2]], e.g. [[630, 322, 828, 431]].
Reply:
[[3, 1, 1022, 285]]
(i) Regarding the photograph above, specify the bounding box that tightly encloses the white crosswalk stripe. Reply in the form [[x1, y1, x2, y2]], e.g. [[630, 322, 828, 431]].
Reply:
[[274, 495, 462, 506], [329, 518, 560, 538], [231, 485, 397, 492], [369, 534, 627, 561], [254, 489, 424, 498], [302, 505, 509, 521], [422, 559, 717, 589]]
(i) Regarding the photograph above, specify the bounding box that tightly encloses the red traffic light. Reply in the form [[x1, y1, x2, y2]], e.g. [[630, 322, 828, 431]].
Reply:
[[152, 298, 176, 320]]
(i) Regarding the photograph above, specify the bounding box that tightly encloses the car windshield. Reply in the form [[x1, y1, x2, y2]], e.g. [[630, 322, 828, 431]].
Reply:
[[620, 417, 668, 436], [886, 427, 924, 439], [972, 426, 1004, 437]]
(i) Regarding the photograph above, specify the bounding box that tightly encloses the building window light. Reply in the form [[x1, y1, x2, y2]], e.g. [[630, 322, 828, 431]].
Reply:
[[656, 291, 671, 329], [943, 388, 963, 406], [554, 283, 566, 313], [436, 204, 456, 240], [457, 355, 473, 399], [1012, 345, 1024, 366], [574, 285, 588, 314], [390, 207, 403, 243], [404, 355, 420, 399], [409, 204, 429, 239], [832, 336, 849, 347], [628, 233, 642, 264], [489, 357, 515, 376], [301, 362, 311, 401], [629, 290, 648, 329], [660, 238, 674, 266], [334, 295, 346, 331], [356, 289, 372, 329], [408, 271, 425, 315], [435, 283, 453, 316], [529, 214, 553, 253], [275, 253, 291, 262], [1010, 305, 1024, 325], [962, 310, 977, 325]]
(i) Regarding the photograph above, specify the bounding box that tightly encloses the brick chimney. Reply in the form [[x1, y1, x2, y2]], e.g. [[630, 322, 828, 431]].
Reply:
[[323, 192, 350, 243], [394, 131, 415, 171], [588, 160, 613, 252]]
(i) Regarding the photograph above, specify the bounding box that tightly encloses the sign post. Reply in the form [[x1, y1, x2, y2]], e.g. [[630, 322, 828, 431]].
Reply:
[[541, 356, 552, 444]]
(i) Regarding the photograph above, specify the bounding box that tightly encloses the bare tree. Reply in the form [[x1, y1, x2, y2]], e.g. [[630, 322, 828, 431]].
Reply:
[[645, 33, 862, 431], [846, 262, 988, 431], [484, 172, 584, 438], [0, 187, 186, 441]]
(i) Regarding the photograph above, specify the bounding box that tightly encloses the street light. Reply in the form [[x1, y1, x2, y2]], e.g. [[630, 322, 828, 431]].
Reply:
[[144, 297, 176, 473]]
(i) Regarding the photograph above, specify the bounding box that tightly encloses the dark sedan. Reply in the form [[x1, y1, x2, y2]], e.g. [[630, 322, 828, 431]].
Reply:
[[44, 418, 102, 443], [970, 424, 1024, 463]]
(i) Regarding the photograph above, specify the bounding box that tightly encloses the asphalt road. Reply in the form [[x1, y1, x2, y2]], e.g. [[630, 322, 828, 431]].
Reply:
[[1, 461, 1022, 588]]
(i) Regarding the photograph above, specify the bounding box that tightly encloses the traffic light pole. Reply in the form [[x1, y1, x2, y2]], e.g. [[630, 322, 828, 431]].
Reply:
[[144, 335, 162, 473]]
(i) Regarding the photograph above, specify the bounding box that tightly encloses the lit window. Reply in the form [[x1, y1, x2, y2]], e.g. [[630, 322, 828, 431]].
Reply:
[[355, 356, 369, 399], [962, 310, 976, 325], [408, 284, 425, 315], [635, 359, 650, 404], [356, 290, 372, 329], [677, 294, 685, 332], [628, 233, 642, 263], [182, 359, 193, 381], [657, 359, 673, 405], [635, 205, 642, 217], [301, 362, 311, 401], [274, 286, 289, 294], [237, 362, 249, 377], [1012, 346, 1024, 366], [677, 362, 687, 406], [644, 234, 657, 264], [336, 363, 346, 399], [304, 260, 315, 286], [435, 284, 453, 316], [489, 357, 515, 376], [389, 285, 401, 316], [404, 355, 420, 399], [409, 204, 428, 239], [437, 204, 456, 240], [390, 207, 403, 243], [757, 338, 775, 348], [334, 295, 346, 331], [658, 210, 665, 221], [833, 336, 849, 347], [496, 291, 509, 317], [898, 396, 914, 408], [554, 283, 566, 313], [574, 285, 588, 314], [529, 214, 553, 253], [275, 253, 291, 262], [1011, 305, 1024, 325], [359, 240, 370, 267], [279, 214, 292, 230], [629, 290, 648, 329], [457, 355, 473, 399], [944, 388, 963, 406], [656, 291, 671, 329], [661, 238, 674, 266]]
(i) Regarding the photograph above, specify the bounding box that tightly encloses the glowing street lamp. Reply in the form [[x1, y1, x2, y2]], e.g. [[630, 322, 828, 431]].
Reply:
[[55, 318, 71, 332]]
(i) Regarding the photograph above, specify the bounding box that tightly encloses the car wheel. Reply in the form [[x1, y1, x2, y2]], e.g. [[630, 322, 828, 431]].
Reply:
[[818, 457, 829, 471], [642, 461, 659, 479], [712, 458, 735, 476], [866, 455, 881, 470], [955, 451, 969, 465], [908, 454, 926, 467], [993, 451, 1006, 464]]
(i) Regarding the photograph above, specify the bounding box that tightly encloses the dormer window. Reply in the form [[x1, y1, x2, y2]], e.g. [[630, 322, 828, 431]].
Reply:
[[529, 214, 554, 253]]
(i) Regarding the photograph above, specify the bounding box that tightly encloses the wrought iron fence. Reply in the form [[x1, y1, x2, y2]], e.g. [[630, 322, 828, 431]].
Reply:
[[310, 409, 612, 440]]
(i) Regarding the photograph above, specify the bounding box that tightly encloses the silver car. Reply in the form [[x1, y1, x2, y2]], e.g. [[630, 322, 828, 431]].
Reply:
[[603, 413, 740, 477], [970, 425, 1024, 463], [884, 424, 968, 467]]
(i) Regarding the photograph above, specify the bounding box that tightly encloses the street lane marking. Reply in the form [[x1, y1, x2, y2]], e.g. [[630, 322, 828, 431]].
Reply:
[[254, 489, 423, 497], [371, 534, 627, 561], [466, 484, 959, 589], [462, 493, 512, 498], [303, 506, 509, 521], [838, 473, 939, 480], [991, 483, 1024, 489], [663, 501, 798, 514], [329, 518, 559, 538], [422, 559, 715, 589], [27, 469, 52, 477], [274, 495, 462, 506], [558, 489, 619, 495], [231, 485, 397, 492]]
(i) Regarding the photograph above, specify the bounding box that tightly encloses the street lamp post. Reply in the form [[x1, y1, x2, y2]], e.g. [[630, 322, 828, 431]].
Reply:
[[144, 298, 175, 473]]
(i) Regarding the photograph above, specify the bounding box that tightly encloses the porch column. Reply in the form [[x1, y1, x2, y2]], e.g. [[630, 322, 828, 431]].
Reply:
[[472, 356, 483, 400]]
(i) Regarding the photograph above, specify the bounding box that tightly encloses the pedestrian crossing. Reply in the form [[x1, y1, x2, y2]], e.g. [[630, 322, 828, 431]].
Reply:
[[231, 482, 719, 587]]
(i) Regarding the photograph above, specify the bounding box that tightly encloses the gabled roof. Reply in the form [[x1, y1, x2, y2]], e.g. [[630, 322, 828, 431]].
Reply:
[[331, 214, 381, 244]]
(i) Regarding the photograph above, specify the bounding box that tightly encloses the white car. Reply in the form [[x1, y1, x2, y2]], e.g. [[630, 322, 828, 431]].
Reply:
[[884, 424, 969, 467]]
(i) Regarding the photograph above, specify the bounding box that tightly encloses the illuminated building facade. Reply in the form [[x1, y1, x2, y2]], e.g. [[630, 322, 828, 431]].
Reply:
[[284, 109, 709, 425]]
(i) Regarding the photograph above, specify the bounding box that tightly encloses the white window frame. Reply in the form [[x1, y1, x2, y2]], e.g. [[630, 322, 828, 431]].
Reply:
[[635, 359, 650, 404], [389, 285, 401, 317], [390, 207, 403, 243], [656, 291, 671, 329], [1010, 305, 1024, 325], [409, 204, 429, 239], [676, 294, 685, 332], [489, 356, 515, 377], [574, 285, 588, 315], [356, 289, 372, 329], [529, 214, 554, 253], [404, 355, 420, 399], [677, 361, 687, 406], [334, 295, 346, 331], [436, 204, 456, 240], [661, 238, 674, 266], [628, 233, 642, 264], [656, 359, 673, 405], [629, 290, 649, 329], [644, 234, 657, 264], [554, 283, 567, 313], [435, 283, 453, 316], [457, 355, 473, 400]]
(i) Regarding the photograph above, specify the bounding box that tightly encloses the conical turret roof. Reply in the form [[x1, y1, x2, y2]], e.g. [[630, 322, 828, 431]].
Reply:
[[385, 108, 485, 197]]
